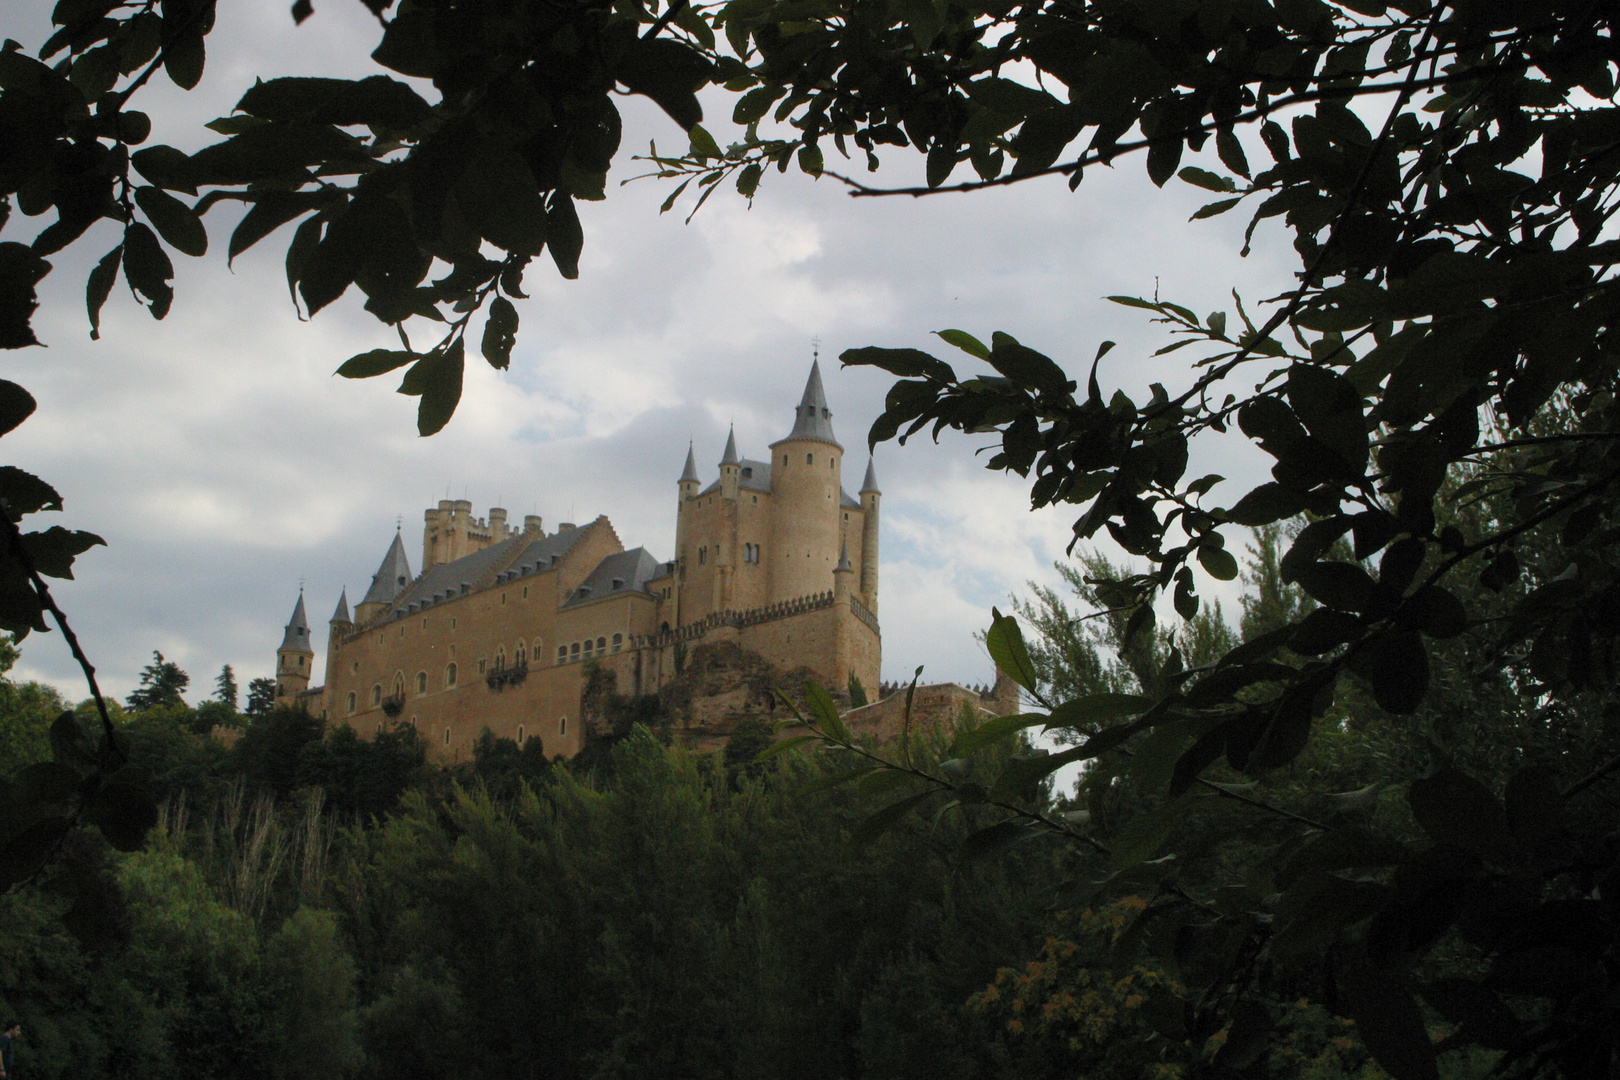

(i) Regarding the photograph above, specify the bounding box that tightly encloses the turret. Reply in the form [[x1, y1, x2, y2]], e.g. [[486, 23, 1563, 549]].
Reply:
[[719, 426, 740, 500], [768, 360, 844, 601], [355, 529, 413, 625], [275, 591, 314, 705], [859, 458, 881, 614]]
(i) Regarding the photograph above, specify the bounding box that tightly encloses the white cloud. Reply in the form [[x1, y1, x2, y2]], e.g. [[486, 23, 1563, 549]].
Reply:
[[5, 7, 1298, 706]]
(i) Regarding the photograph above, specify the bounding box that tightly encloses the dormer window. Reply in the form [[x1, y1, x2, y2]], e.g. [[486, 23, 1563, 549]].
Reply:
[[741, 467, 752, 479], [611, 578, 624, 590]]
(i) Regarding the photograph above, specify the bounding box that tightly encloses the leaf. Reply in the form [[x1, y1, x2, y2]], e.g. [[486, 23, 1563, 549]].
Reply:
[[985, 608, 1038, 692], [229, 190, 331, 265], [79, 241, 122, 343], [11, 761, 82, 804], [1197, 545, 1239, 580], [1177, 166, 1234, 192], [797, 143, 823, 176], [1191, 196, 1243, 220], [615, 37, 711, 130], [958, 820, 1043, 863], [0, 816, 71, 889], [850, 790, 935, 850], [840, 346, 955, 382], [412, 340, 464, 437], [1407, 768, 1513, 855], [162, 26, 205, 90], [1349, 630, 1428, 714], [753, 734, 819, 761], [0, 243, 49, 349], [948, 712, 1047, 757], [84, 781, 157, 851], [546, 192, 583, 280], [934, 329, 989, 360], [0, 467, 62, 517], [1294, 561, 1377, 613], [987, 332, 1070, 397], [21, 527, 105, 579], [480, 297, 518, 370], [0, 380, 38, 437], [804, 681, 848, 742], [795, 764, 877, 796], [336, 349, 418, 379], [1045, 693, 1153, 727], [1339, 973, 1439, 1080], [1225, 482, 1308, 526], [1216, 127, 1249, 178], [1401, 585, 1466, 638], [455, 145, 548, 257], [121, 222, 174, 319], [1288, 607, 1363, 654], [129, 144, 197, 194], [1108, 797, 1188, 870], [50, 711, 97, 771], [134, 186, 207, 257], [236, 75, 432, 129]]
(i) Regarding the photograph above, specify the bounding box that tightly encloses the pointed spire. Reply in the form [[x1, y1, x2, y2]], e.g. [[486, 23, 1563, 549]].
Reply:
[[330, 588, 351, 625], [679, 441, 699, 484], [360, 529, 414, 607], [279, 591, 313, 653], [720, 425, 739, 466], [860, 458, 880, 494], [781, 359, 841, 446], [835, 541, 853, 573]]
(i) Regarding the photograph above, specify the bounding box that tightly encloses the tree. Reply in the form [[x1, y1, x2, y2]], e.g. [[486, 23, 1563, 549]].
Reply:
[[214, 665, 238, 710], [125, 651, 190, 712], [244, 678, 276, 720]]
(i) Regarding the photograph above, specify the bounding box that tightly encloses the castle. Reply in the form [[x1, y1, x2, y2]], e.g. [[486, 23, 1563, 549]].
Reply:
[[271, 361, 883, 760]]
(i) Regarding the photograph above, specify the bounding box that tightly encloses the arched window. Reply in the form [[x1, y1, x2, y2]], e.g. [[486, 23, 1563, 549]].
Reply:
[[416, 671, 427, 695], [583, 639, 594, 660], [515, 643, 526, 666], [477, 658, 487, 675], [559, 716, 568, 736], [807, 452, 813, 464], [446, 663, 458, 688], [370, 684, 382, 707], [495, 647, 506, 671], [557, 645, 567, 663], [611, 633, 622, 653], [570, 642, 580, 659], [392, 673, 405, 699], [596, 637, 606, 653], [347, 692, 356, 714], [517, 725, 525, 744]]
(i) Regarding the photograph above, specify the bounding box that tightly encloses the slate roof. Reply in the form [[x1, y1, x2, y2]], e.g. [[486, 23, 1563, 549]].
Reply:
[[679, 443, 699, 483], [562, 548, 664, 607], [391, 535, 525, 617], [720, 427, 739, 465], [360, 532, 413, 607], [861, 458, 880, 494], [700, 457, 773, 497], [280, 593, 313, 653], [330, 589, 351, 624], [777, 359, 841, 447]]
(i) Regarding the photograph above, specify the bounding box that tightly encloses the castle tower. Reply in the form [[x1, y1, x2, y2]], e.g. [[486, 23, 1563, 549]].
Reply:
[[859, 458, 881, 614], [768, 360, 844, 602], [719, 426, 740, 500], [674, 442, 700, 626], [326, 588, 351, 698], [355, 529, 413, 625], [275, 591, 314, 705]]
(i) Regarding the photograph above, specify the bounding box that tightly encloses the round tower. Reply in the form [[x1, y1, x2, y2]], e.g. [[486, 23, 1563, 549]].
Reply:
[[275, 591, 314, 706], [859, 458, 881, 615], [674, 442, 700, 622], [768, 359, 844, 602]]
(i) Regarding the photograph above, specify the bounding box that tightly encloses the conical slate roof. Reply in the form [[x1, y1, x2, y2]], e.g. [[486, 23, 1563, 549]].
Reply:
[[778, 360, 840, 447], [835, 541, 853, 573], [679, 442, 699, 483], [720, 426, 739, 465], [279, 592, 313, 653], [360, 530, 413, 607], [860, 458, 880, 494], [330, 588, 351, 624]]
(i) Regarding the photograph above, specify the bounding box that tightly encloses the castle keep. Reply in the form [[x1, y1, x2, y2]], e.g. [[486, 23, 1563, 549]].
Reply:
[[272, 362, 882, 759]]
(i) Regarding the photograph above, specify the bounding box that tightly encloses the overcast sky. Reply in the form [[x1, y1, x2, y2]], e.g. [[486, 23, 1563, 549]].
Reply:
[[4, 1, 1296, 705]]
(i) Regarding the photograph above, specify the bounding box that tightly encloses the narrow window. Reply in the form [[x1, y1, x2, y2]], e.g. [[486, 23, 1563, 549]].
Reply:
[[446, 663, 457, 688], [421, 617, 427, 629], [522, 586, 528, 599], [347, 692, 356, 713], [597, 637, 606, 652], [557, 646, 567, 663], [515, 644, 526, 666], [298, 656, 304, 668], [478, 658, 487, 675], [392, 674, 404, 698], [416, 671, 427, 694], [570, 642, 580, 659], [444, 728, 451, 745], [495, 647, 506, 670], [371, 684, 382, 707], [452, 618, 457, 629], [612, 633, 622, 653], [501, 593, 506, 605], [560, 717, 568, 736], [517, 725, 525, 744], [807, 453, 813, 465], [583, 640, 594, 660]]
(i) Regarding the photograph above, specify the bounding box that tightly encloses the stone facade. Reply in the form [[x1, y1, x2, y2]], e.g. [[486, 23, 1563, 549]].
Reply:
[[272, 362, 883, 761]]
